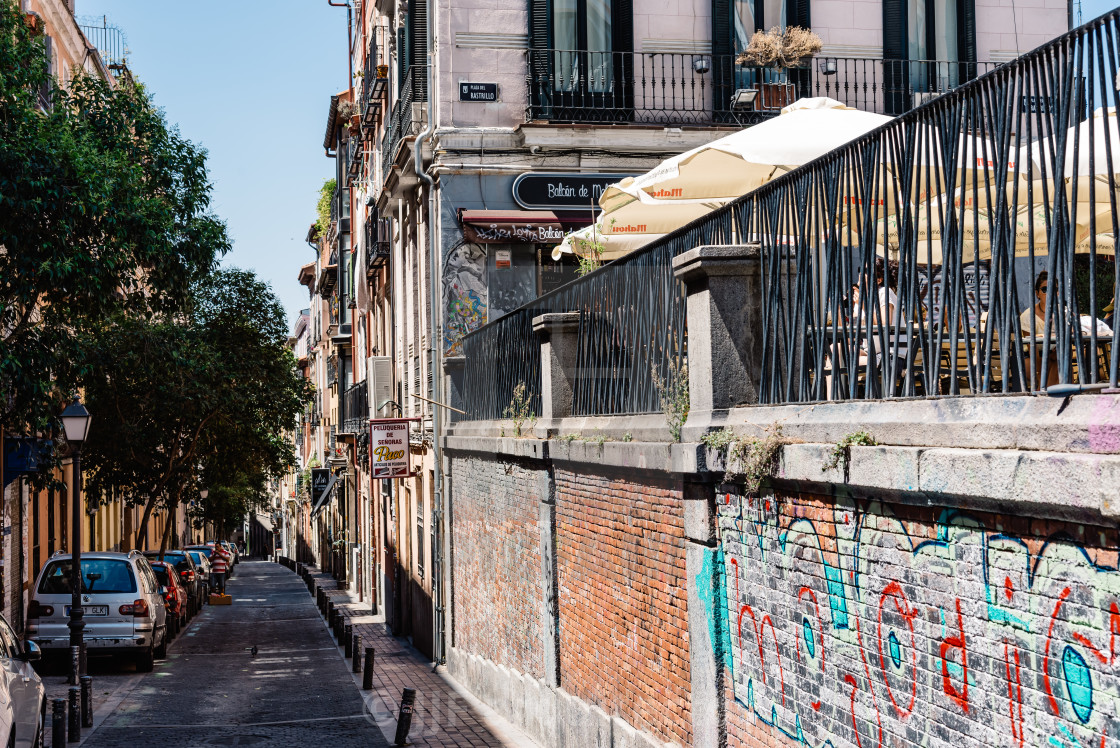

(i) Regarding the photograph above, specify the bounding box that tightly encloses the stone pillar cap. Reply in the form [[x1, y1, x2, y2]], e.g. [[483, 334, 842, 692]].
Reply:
[[672, 244, 762, 282], [531, 312, 581, 334]]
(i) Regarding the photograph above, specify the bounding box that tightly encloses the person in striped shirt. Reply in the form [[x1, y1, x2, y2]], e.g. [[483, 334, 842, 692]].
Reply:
[[209, 544, 231, 595]]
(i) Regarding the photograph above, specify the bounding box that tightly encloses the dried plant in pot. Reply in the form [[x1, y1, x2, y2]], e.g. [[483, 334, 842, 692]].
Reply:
[[737, 26, 822, 69]]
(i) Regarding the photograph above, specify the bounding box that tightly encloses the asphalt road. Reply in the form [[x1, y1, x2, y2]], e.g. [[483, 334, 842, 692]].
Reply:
[[80, 560, 390, 748]]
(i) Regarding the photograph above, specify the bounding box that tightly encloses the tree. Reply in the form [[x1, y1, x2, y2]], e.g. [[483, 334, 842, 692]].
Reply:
[[0, 0, 225, 435], [79, 268, 311, 548]]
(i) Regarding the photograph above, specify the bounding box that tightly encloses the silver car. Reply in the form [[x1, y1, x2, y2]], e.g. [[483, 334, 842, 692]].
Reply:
[[0, 614, 44, 747], [27, 551, 169, 672]]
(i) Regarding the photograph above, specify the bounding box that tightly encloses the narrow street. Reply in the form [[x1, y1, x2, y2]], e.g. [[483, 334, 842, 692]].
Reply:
[[78, 561, 390, 748]]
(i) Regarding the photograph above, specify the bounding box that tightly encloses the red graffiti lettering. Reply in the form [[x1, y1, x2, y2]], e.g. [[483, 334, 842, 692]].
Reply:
[[1004, 576, 1014, 601], [854, 616, 885, 748], [1003, 641, 1025, 748], [740, 604, 786, 707], [797, 586, 826, 672], [844, 674, 863, 748], [939, 599, 970, 714], [1043, 587, 1073, 717], [877, 581, 917, 718]]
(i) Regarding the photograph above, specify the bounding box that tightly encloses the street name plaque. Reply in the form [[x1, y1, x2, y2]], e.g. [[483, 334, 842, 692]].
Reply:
[[459, 82, 498, 102]]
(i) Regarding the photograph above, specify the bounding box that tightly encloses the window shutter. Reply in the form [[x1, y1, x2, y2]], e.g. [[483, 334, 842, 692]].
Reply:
[[528, 0, 552, 118], [956, 0, 977, 82], [882, 0, 908, 115], [367, 356, 393, 417], [397, 26, 408, 94], [787, 0, 810, 29], [712, 0, 733, 116], [410, 0, 428, 100]]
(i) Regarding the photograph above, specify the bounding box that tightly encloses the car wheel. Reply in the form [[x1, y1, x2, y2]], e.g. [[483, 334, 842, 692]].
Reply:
[[136, 646, 154, 673], [154, 629, 168, 660], [34, 698, 44, 748]]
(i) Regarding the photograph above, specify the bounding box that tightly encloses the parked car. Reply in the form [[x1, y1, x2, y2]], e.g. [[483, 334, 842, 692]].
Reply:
[[27, 551, 169, 672], [184, 549, 212, 598], [148, 561, 187, 637], [0, 612, 45, 748], [142, 550, 203, 616]]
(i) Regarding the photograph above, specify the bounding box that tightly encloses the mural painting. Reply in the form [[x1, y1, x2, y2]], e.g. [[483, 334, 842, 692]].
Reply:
[[444, 242, 487, 356], [708, 488, 1120, 748]]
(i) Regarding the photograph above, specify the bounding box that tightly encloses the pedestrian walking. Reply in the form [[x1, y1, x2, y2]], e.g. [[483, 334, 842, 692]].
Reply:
[[209, 544, 231, 595]]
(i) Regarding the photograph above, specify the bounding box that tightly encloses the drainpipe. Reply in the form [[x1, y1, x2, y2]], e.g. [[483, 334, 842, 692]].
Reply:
[[327, 0, 354, 97], [414, 0, 444, 667]]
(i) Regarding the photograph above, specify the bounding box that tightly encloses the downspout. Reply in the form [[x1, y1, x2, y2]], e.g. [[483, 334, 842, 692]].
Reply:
[[327, 0, 354, 97], [414, 0, 444, 667]]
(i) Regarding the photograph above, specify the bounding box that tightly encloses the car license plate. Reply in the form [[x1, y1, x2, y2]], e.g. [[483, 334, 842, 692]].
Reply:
[[65, 605, 108, 616]]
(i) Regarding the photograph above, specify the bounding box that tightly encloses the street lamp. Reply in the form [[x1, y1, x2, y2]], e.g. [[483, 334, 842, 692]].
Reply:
[[60, 395, 91, 685], [199, 488, 209, 544]]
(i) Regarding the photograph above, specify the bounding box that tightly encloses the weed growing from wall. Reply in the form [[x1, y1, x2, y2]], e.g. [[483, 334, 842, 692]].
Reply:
[[502, 382, 536, 437], [653, 356, 689, 441], [822, 430, 877, 474]]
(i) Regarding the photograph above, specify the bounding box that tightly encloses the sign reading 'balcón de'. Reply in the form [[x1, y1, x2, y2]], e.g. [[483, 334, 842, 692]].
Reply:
[[512, 172, 634, 210]]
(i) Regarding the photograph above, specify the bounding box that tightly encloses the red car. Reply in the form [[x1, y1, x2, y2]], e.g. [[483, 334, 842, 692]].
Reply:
[[149, 560, 188, 638]]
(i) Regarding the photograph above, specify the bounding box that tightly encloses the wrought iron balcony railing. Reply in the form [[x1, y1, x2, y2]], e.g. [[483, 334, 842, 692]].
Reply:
[[463, 11, 1120, 418], [347, 137, 362, 181], [527, 51, 994, 125], [380, 65, 428, 181], [365, 217, 390, 276], [362, 31, 388, 126], [340, 381, 368, 435]]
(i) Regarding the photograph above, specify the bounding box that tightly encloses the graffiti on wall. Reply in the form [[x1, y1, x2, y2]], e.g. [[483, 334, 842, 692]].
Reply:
[[444, 243, 487, 356], [707, 490, 1120, 748]]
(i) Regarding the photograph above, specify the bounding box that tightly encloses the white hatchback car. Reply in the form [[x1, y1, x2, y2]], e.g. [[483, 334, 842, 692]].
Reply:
[[27, 551, 169, 672], [0, 613, 45, 747]]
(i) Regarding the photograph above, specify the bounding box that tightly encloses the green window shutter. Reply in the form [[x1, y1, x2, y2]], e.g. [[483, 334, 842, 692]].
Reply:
[[528, 0, 552, 118], [957, 0, 977, 81], [882, 0, 908, 115], [712, 0, 733, 114], [410, 0, 428, 99]]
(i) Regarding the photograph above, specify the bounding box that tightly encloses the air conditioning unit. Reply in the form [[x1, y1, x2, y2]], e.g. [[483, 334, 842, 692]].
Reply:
[[367, 356, 394, 418]]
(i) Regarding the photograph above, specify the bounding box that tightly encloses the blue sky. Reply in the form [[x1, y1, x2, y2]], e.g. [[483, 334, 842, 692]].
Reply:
[[80, 1, 348, 329]]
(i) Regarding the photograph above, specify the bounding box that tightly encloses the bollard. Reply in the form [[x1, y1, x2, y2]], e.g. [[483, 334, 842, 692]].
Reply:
[[337, 614, 346, 642], [80, 675, 93, 727], [344, 624, 353, 655], [67, 686, 80, 742], [352, 634, 361, 673], [79, 642, 87, 677], [393, 687, 417, 746], [51, 698, 65, 748], [68, 646, 79, 686], [363, 647, 375, 690]]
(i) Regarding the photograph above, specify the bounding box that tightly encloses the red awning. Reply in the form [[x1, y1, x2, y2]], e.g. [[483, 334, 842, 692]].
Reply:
[[459, 209, 565, 244]]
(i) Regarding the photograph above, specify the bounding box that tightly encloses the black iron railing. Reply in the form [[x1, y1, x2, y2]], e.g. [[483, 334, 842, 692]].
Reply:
[[340, 381, 368, 434], [527, 51, 994, 125], [464, 11, 1120, 419], [79, 21, 128, 73], [362, 30, 387, 125], [347, 137, 362, 181], [380, 66, 427, 180], [365, 217, 390, 275], [326, 355, 339, 391]]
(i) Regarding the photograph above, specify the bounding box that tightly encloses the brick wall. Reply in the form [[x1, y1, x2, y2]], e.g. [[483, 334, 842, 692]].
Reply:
[[555, 468, 692, 746], [450, 455, 545, 679], [716, 487, 1120, 748]]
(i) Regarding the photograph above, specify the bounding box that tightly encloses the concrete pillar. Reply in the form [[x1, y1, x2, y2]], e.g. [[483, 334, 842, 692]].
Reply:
[[683, 481, 724, 748], [532, 313, 581, 431], [672, 245, 779, 440], [537, 469, 560, 688]]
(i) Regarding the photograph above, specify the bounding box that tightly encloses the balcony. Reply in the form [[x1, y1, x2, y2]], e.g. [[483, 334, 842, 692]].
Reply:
[[326, 355, 339, 391], [340, 381, 369, 435], [347, 137, 362, 182], [526, 51, 994, 125], [380, 65, 428, 180], [365, 217, 390, 276], [362, 32, 388, 126]]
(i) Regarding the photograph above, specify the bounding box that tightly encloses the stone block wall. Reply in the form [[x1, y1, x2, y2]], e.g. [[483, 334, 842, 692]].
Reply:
[[714, 486, 1120, 748], [554, 468, 692, 746], [450, 454, 545, 679]]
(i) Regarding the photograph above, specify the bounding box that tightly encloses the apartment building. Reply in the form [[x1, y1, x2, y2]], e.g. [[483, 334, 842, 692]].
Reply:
[[295, 0, 1070, 664]]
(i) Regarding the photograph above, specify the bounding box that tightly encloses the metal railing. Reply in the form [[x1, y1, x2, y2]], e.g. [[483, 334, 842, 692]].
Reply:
[[362, 29, 388, 125], [78, 20, 128, 73], [340, 381, 368, 434], [365, 217, 390, 274], [347, 137, 362, 181], [527, 51, 993, 125], [380, 65, 427, 180], [463, 11, 1120, 419]]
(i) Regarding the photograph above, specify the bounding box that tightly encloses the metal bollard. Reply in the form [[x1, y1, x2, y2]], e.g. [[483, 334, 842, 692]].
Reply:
[[68, 645, 80, 686], [79, 642, 87, 677], [393, 687, 417, 746], [352, 634, 361, 673], [80, 675, 93, 727], [51, 698, 65, 748], [344, 624, 353, 655], [67, 686, 80, 742], [363, 647, 375, 690]]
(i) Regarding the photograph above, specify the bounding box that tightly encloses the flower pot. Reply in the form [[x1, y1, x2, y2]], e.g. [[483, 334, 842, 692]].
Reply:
[[376, 65, 389, 79]]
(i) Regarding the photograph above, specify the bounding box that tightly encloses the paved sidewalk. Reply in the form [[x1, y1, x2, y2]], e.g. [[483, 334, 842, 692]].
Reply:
[[300, 563, 539, 748]]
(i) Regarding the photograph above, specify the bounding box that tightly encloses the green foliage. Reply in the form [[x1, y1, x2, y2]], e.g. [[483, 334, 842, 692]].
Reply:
[[726, 425, 787, 495], [315, 178, 336, 239], [621, 432, 633, 442], [823, 430, 877, 473], [79, 268, 312, 545], [572, 219, 614, 277], [0, 0, 224, 435], [652, 356, 689, 441], [700, 427, 736, 452], [502, 382, 536, 437]]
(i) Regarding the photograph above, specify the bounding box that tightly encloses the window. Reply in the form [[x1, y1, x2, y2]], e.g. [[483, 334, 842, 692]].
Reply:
[[38, 559, 137, 595]]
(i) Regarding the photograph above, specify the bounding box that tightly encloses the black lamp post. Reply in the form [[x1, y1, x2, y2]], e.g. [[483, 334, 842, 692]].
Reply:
[[60, 395, 91, 685]]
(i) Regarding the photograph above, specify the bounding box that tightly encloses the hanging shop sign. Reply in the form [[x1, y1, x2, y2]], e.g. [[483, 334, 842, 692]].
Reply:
[[459, 82, 499, 102], [370, 418, 418, 478], [512, 172, 633, 211], [310, 468, 331, 504], [459, 209, 566, 244]]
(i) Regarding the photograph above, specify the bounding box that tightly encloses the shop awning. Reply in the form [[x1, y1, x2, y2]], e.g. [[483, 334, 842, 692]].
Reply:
[[460, 210, 565, 244]]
